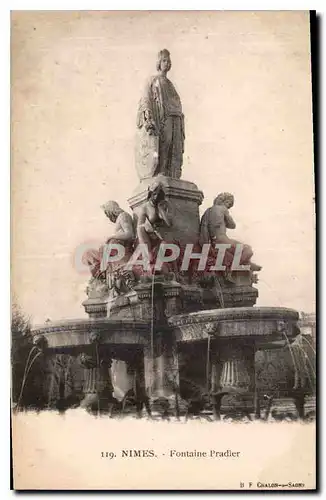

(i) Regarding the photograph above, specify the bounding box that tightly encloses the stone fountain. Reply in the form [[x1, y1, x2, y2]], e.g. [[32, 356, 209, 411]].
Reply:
[[30, 49, 314, 420]]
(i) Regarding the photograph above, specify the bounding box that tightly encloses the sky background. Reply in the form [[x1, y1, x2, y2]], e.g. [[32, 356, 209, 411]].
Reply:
[[11, 11, 315, 325]]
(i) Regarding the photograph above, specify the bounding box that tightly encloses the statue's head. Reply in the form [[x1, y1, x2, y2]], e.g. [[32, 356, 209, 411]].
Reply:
[[101, 200, 122, 222], [214, 192, 234, 209], [156, 49, 171, 73], [147, 180, 166, 205]]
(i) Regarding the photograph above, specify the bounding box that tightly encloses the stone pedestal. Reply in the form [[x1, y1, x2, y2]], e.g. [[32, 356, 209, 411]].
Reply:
[[128, 175, 204, 244], [143, 331, 183, 416], [117, 355, 152, 417], [210, 354, 221, 394], [211, 342, 255, 419], [79, 353, 114, 412], [219, 343, 254, 392]]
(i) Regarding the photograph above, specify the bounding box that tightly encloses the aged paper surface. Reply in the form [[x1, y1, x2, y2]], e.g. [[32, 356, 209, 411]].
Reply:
[[11, 11, 316, 490]]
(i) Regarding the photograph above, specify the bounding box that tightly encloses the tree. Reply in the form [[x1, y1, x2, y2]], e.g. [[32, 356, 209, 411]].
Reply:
[[11, 302, 34, 407], [11, 302, 31, 340]]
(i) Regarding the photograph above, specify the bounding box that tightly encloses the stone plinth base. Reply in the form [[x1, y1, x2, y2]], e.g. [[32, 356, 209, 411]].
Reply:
[[107, 277, 203, 321], [201, 284, 258, 309], [199, 271, 259, 309], [82, 297, 108, 318], [128, 175, 204, 244]]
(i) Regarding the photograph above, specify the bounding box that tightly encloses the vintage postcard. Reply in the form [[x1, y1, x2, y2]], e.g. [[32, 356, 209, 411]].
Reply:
[[11, 10, 316, 490]]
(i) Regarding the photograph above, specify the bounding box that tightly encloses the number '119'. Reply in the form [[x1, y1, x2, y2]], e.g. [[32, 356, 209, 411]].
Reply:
[[101, 451, 115, 459]]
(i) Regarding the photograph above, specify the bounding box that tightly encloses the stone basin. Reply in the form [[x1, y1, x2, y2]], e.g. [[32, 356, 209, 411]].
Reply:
[[169, 307, 300, 412], [29, 307, 301, 417], [168, 306, 299, 347], [32, 318, 150, 349]]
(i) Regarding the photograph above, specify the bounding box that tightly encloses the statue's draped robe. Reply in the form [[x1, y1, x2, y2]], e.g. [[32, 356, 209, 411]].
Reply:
[[136, 75, 185, 179]]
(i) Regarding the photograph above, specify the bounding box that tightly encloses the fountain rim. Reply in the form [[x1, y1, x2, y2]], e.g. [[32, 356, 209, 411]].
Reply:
[[168, 306, 299, 326], [31, 317, 150, 336]]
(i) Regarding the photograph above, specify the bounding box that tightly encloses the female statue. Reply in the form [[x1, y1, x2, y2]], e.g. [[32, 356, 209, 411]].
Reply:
[[137, 181, 172, 250], [136, 49, 185, 180], [136, 181, 178, 276]]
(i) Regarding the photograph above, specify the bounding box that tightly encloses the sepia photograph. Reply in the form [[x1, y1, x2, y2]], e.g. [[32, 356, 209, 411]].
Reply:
[[11, 9, 316, 490]]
